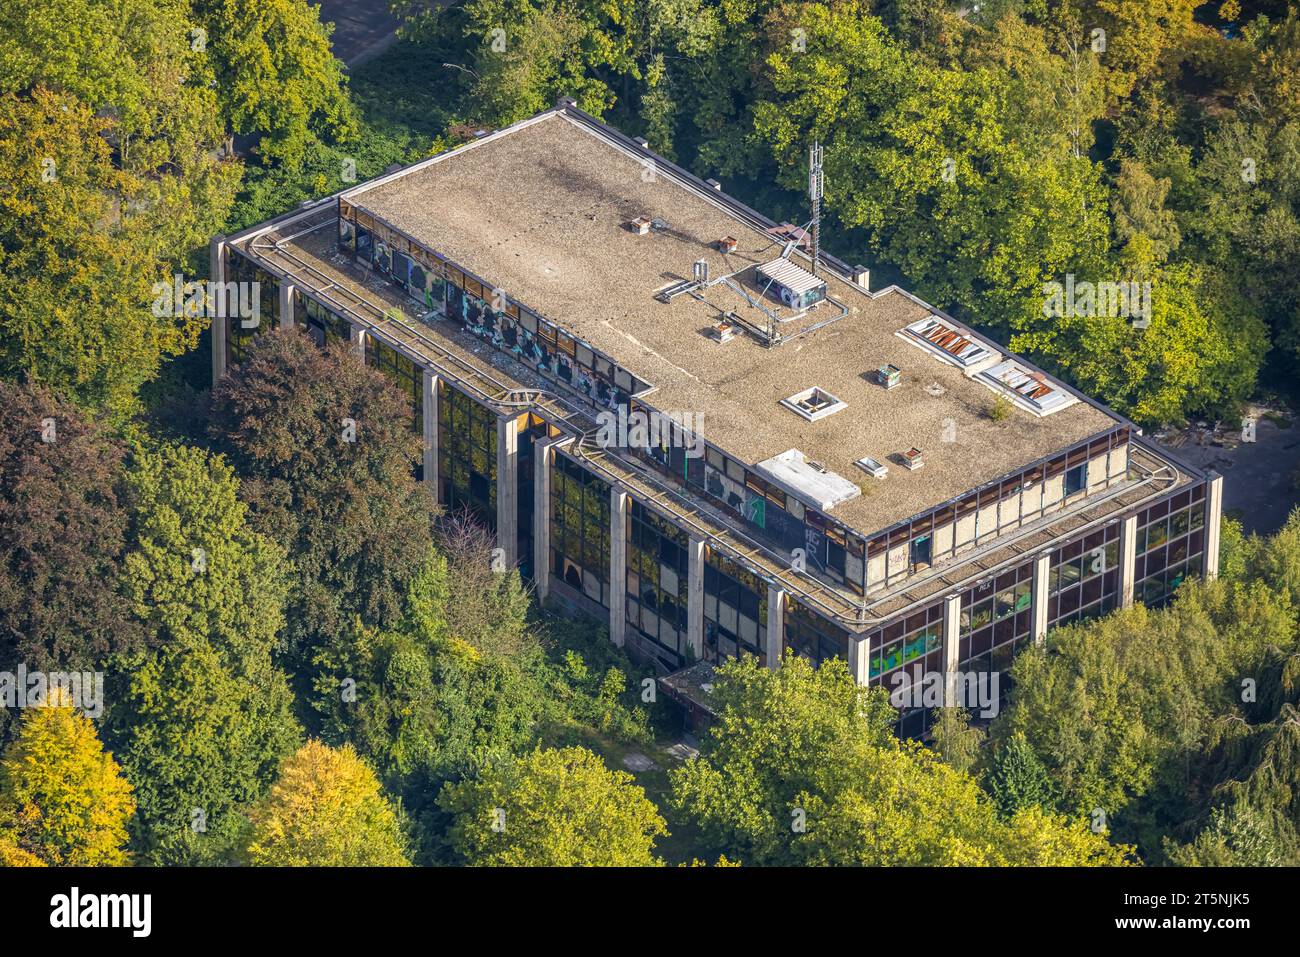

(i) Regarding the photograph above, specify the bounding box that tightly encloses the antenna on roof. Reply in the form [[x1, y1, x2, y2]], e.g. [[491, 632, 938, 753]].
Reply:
[[808, 140, 823, 276]]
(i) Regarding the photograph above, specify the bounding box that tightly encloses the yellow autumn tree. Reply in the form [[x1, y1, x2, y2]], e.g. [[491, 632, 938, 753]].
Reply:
[[244, 741, 410, 867], [0, 694, 135, 865]]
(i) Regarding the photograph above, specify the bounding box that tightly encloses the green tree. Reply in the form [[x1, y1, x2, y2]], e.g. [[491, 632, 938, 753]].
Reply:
[[1111, 159, 1181, 260], [440, 746, 667, 865], [668, 653, 903, 865], [192, 0, 358, 169], [0, 1, 239, 420], [436, 514, 532, 656], [753, 3, 1110, 331], [109, 442, 301, 864], [985, 731, 1055, 817], [674, 653, 1130, 865], [1166, 802, 1287, 866], [928, 705, 985, 775], [210, 329, 435, 662], [308, 548, 553, 862], [0, 696, 135, 866], [244, 741, 410, 866]]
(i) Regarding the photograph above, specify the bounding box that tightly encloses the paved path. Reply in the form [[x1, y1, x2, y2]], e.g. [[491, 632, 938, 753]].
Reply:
[[318, 0, 404, 67]]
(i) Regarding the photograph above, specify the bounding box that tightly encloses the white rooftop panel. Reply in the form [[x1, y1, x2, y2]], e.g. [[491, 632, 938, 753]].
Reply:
[[754, 449, 862, 511], [757, 258, 826, 297]]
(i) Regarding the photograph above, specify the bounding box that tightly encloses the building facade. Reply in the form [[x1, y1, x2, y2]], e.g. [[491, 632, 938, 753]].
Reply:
[[212, 101, 1221, 736]]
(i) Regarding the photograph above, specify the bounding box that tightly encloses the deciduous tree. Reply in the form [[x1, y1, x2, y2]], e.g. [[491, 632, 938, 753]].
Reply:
[[0, 696, 135, 866], [243, 741, 410, 866], [440, 745, 667, 865]]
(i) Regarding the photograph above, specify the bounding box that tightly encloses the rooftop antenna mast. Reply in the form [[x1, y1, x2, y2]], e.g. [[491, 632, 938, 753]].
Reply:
[[808, 140, 823, 276]]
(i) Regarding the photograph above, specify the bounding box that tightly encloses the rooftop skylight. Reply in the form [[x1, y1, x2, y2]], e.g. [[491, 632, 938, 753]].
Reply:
[[976, 360, 1078, 416], [780, 386, 847, 422], [899, 316, 996, 370]]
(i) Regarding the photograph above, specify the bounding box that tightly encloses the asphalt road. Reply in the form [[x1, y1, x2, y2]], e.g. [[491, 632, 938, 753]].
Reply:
[[1158, 417, 1300, 535], [317, 0, 404, 67]]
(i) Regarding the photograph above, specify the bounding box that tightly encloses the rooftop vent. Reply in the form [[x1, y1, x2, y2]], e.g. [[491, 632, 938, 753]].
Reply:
[[924, 382, 945, 397], [754, 449, 861, 511], [903, 447, 925, 470], [693, 260, 709, 283], [900, 316, 996, 370], [709, 316, 740, 343], [780, 386, 847, 422], [875, 364, 901, 390], [717, 236, 738, 253], [629, 216, 652, 235], [977, 360, 1078, 416], [856, 456, 888, 480]]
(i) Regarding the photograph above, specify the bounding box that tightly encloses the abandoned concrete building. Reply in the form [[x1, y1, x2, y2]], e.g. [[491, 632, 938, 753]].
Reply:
[[212, 99, 1221, 736]]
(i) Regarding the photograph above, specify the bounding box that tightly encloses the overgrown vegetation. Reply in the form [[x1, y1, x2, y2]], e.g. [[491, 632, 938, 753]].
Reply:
[[4, 0, 1300, 868]]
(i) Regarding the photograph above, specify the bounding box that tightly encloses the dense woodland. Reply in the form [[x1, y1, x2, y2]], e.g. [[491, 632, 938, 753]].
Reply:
[[2, 0, 1300, 867]]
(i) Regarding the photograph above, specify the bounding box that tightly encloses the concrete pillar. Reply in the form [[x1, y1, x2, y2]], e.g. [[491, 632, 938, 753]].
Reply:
[[496, 416, 519, 569], [848, 633, 871, 686], [210, 235, 227, 383], [1119, 515, 1138, 608], [942, 593, 962, 708], [764, 585, 785, 669], [1203, 472, 1224, 581], [422, 371, 439, 501], [1031, 552, 1051, 646], [350, 322, 366, 357], [278, 281, 296, 329], [532, 436, 568, 604], [609, 489, 628, 647], [687, 538, 705, 662]]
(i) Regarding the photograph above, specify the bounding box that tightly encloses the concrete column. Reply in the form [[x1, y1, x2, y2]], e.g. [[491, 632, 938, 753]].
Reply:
[[942, 593, 962, 708], [687, 538, 705, 662], [422, 371, 439, 501], [210, 235, 227, 383], [1203, 472, 1224, 581], [764, 585, 785, 669], [350, 322, 366, 357], [848, 633, 871, 686], [532, 436, 567, 604], [609, 489, 628, 647], [1031, 552, 1051, 646], [496, 416, 519, 569], [1119, 515, 1138, 608], [278, 281, 296, 329]]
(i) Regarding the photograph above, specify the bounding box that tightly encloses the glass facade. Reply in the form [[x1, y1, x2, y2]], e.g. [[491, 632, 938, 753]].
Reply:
[[550, 452, 611, 608], [703, 549, 768, 666], [365, 334, 423, 433], [865, 600, 945, 738], [225, 250, 279, 366], [300, 294, 352, 348], [1135, 484, 1206, 607], [784, 596, 850, 667], [438, 381, 497, 526], [626, 500, 691, 670], [1046, 522, 1121, 627], [959, 565, 1034, 678]]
